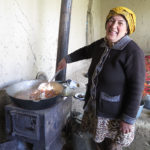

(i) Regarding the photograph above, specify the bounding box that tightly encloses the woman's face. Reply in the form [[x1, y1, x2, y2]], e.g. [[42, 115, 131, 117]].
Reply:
[[106, 15, 128, 44]]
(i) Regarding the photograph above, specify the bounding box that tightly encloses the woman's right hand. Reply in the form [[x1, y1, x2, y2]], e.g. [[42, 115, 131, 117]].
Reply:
[[56, 58, 67, 72]]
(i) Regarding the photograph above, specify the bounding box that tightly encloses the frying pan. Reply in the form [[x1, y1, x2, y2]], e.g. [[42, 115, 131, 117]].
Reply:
[[5, 79, 64, 110]]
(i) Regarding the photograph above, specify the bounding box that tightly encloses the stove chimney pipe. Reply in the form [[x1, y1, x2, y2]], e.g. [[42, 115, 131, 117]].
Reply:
[[55, 0, 72, 81]]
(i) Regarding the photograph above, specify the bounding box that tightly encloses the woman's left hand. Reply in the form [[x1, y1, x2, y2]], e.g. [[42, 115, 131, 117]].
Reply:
[[120, 121, 133, 134]]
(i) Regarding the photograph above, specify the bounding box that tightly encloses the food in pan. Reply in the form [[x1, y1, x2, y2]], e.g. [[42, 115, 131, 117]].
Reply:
[[29, 83, 58, 100], [29, 89, 57, 100], [14, 81, 63, 100], [29, 82, 63, 100]]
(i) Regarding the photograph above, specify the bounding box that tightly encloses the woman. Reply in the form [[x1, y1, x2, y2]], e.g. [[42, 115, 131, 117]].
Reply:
[[57, 6, 145, 150]]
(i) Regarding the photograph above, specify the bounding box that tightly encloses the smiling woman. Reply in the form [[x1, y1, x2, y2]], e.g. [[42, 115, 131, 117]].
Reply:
[[106, 7, 136, 34], [106, 15, 128, 45], [57, 6, 145, 150], [105, 6, 136, 47]]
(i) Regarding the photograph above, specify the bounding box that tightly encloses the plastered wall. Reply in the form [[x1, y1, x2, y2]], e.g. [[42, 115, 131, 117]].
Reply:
[[0, 0, 61, 88], [67, 0, 101, 82], [0, 0, 101, 89], [0, 0, 150, 95]]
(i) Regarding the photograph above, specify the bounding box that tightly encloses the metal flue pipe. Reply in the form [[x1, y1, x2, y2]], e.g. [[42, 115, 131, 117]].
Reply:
[[55, 0, 72, 81]]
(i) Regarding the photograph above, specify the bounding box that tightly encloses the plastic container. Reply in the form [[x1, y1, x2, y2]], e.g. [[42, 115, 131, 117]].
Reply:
[[144, 98, 150, 110], [143, 95, 150, 109], [136, 101, 145, 118]]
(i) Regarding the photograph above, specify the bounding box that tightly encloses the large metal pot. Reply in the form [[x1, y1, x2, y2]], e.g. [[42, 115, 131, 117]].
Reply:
[[5, 79, 64, 110]]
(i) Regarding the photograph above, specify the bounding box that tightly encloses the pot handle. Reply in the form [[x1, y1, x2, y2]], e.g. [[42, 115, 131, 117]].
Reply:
[[36, 72, 48, 81]]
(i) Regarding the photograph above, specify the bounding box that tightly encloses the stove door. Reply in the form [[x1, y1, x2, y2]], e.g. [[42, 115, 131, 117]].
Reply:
[[8, 110, 41, 140]]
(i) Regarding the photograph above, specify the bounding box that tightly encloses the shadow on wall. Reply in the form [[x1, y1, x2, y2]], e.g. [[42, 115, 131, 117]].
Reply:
[[0, 89, 11, 142]]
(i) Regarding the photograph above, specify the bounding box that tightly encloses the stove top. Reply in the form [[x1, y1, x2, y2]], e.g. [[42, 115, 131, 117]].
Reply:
[[5, 97, 72, 150]]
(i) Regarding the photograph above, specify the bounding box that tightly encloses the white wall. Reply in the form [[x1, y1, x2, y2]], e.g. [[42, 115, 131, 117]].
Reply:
[[0, 0, 101, 88], [67, 0, 101, 83], [1, 0, 150, 88], [0, 0, 61, 88]]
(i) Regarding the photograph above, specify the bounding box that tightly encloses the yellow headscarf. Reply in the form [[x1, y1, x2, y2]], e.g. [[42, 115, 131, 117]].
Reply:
[[106, 6, 136, 34]]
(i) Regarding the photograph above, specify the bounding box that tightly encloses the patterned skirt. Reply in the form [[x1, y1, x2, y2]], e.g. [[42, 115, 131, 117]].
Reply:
[[81, 100, 135, 147]]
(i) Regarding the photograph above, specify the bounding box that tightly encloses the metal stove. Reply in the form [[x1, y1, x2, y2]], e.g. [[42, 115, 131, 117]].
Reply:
[[5, 97, 72, 150]]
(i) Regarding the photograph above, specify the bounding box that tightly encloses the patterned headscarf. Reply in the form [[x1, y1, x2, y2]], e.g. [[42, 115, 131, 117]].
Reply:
[[106, 6, 136, 34]]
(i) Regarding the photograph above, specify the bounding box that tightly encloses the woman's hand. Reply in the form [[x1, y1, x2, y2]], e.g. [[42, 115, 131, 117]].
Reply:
[[56, 58, 67, 72], [120, 121, 133, 134]]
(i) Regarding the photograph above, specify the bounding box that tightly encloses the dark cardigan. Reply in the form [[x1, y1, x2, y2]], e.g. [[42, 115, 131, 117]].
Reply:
[[65, 35, 145, 124]]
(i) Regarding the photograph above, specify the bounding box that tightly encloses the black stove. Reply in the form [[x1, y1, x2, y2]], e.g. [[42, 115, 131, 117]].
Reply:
[[5, 97, 72, 150]]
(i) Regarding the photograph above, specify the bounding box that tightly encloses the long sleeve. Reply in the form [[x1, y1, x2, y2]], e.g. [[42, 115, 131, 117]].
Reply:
[[65, 40, 102, 63], [122, 46, 145, 124]]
